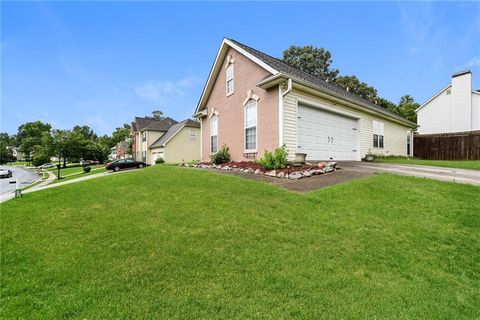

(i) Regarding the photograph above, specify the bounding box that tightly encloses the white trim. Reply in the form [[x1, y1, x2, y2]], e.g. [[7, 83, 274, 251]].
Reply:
[[242, 89, 260, 106], [296, 95, 361, 120], [226, 63, 234, 96], [416, 84, 452, 112], [472, 90, 480, 95], [243, 101, 258, 153], [278, 84, 284, 146], [200, 120, 203, 160], [210, 115, 218, 154], [195, 38, 278, 114]]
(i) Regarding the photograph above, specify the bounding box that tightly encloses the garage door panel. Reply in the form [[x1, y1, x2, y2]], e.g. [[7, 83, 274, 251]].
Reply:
[[298, 104, 358, 161]]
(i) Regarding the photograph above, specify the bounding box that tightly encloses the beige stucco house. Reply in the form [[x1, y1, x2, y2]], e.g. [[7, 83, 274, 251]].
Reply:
[[131, 117, 200, 164], [194, 38, 417, 162]]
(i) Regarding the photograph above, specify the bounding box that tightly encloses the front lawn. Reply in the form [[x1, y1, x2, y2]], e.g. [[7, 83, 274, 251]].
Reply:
[[49, 166, 108, 184], [1, 166, 479, 319], [375, 156, 480, 170]]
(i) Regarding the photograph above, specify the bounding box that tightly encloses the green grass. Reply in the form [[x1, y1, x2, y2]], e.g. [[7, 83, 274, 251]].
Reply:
[[50, 167, 108, 184], [375, 156, 480, 170], [1, 166, 479, 319]]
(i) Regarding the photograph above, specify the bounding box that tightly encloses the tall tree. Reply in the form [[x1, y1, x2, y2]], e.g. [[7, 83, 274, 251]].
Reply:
[[397, 95, 419, 123], [0, 132, 16, 164], [333, 75, 378, 102], [152, 110, 164, 120], [282, 45, 339, 82], [17, 121, 52, 161], [111, 124, 131, 146]]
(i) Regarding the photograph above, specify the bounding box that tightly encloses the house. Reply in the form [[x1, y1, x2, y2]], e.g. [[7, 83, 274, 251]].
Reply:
[[149, 119, 201, 163], [131, 116, 200, 164], [109, 140, 131, 160], [416, 70, 480, 134], [7, 147, 25, 161], [193, 38, 417, 162]]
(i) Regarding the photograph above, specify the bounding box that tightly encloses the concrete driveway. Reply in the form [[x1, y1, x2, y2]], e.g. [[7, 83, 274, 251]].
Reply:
[[342, 162, 480, 186]]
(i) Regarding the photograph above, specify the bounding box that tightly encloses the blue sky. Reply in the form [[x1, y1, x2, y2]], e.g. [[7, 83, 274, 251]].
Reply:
[[2, 1, 479, 136]]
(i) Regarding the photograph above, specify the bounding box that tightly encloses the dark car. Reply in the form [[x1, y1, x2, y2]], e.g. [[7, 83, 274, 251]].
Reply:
[[105, 159, 147, 172]]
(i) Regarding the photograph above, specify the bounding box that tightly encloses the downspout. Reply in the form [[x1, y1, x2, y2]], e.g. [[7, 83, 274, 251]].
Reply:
[[278, 78, 292, 146]]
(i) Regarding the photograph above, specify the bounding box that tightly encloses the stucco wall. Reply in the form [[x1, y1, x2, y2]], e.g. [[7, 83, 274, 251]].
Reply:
[[162, 126, 201, 163], [200, 47, 279, 162], [283, 89, 413, 160]]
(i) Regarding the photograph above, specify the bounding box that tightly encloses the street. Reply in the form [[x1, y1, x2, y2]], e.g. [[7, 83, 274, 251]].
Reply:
[[0, 166, 41, 195]]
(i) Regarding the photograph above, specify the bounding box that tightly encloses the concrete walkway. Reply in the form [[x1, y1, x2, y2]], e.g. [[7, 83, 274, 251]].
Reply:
[[0, 169, 136, 203], [342, 162, 480, 186]]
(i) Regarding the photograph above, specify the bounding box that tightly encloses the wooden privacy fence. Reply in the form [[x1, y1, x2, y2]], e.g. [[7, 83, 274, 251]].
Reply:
[[414, 130, 480, 160]]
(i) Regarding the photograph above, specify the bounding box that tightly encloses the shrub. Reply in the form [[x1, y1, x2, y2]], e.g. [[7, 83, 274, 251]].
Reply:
[[155, 158, 165, 164], [83, 166, 91, 173], [258, 145, 288, 170], [211, 144, 231, 164]]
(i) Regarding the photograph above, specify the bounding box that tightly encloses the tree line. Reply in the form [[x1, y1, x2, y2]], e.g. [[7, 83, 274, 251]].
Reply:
[[0, 121, 132, 166], [282, 45, 419, 122]]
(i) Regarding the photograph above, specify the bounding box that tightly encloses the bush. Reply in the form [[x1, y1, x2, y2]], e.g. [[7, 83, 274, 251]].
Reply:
[[258, 145, 288, 170], [211, 144, 231, 164], [83, 166, 91, 173], [155, 158, 165, 164]]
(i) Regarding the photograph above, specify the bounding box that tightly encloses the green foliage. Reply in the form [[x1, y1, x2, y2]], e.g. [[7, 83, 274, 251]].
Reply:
[[282, 45, 339, 81], [397, 95, 419, 123], [155, 157, 165, 164], [111, 124, 131, 146], [334, 75, 378, 102], [258, 145, 288, 170], [17, 121, 52, 159], [83, 166, 91, 173], [152, 110, 164, 120], [0, 142, 15, 164], [211, 144, 231, 164]]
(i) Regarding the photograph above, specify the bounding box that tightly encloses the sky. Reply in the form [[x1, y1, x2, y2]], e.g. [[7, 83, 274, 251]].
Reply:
[[2, 1, 479, 136]]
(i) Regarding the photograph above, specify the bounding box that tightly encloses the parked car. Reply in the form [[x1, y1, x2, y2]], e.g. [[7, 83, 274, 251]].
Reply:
[[105, 159, 147, 172], [82, 160, 101, 165], [0, 168, 13, 178], [37, 163, 55, 169]]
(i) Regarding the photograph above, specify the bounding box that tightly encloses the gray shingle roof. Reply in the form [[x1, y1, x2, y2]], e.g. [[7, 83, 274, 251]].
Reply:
[[228, 38, 416, 126], [150, 119, 199, 148], [132, 117, 178, 132]]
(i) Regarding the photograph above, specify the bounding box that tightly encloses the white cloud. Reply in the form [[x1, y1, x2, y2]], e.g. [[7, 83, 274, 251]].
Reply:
[[134, 76, 202, 103]]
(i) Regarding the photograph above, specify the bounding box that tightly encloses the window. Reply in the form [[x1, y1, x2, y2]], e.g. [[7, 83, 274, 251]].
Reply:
[[226, 64, 234, 95], [244, 102, 257, 151], [407, 132, 411, 156], [142, 151, 146, 162], [142, 132, 147, 142], [189, 129, 196, 141], [210, 115, 218, 153], [373, 120, 384, 148]]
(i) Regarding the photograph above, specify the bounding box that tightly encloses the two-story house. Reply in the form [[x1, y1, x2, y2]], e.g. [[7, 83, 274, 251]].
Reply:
[[131, 116, 200, 164]]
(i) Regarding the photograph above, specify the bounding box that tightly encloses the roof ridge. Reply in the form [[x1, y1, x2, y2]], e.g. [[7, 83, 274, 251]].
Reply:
[[228, 38, 414, 125]]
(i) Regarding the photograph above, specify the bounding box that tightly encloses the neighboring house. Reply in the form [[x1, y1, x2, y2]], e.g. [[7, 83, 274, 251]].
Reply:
[[7, 147, 25, 161], [110, 140, 131, 160], [416, 70, 480, 134], [149, 119, 201, 163], [194, 38, 417, 162], [131, 116, 200, 164]]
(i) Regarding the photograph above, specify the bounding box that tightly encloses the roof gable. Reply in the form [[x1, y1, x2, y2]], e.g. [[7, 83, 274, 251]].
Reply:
[[195, 38, 279, 114], [150, 119, 199, 148]]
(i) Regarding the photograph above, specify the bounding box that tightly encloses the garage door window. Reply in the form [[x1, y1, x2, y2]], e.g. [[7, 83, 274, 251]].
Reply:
[[244, 102, 257, 151], [210, 115, 218, 154], [373, 120, 384, 148]]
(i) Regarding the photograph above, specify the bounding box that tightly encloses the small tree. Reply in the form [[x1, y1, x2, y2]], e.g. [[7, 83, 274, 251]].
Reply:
[[152, 110, 164, 120]]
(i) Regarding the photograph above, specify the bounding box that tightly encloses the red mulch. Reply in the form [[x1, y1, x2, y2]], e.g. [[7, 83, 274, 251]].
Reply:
[[199, 161, 327, 175]]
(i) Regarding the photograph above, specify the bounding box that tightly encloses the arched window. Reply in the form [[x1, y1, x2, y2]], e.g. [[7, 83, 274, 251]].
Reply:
[[210, 115, 218, 153]]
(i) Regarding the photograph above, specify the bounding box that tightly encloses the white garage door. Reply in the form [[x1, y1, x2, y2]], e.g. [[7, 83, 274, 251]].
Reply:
[[298, 104, 359, 161]]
